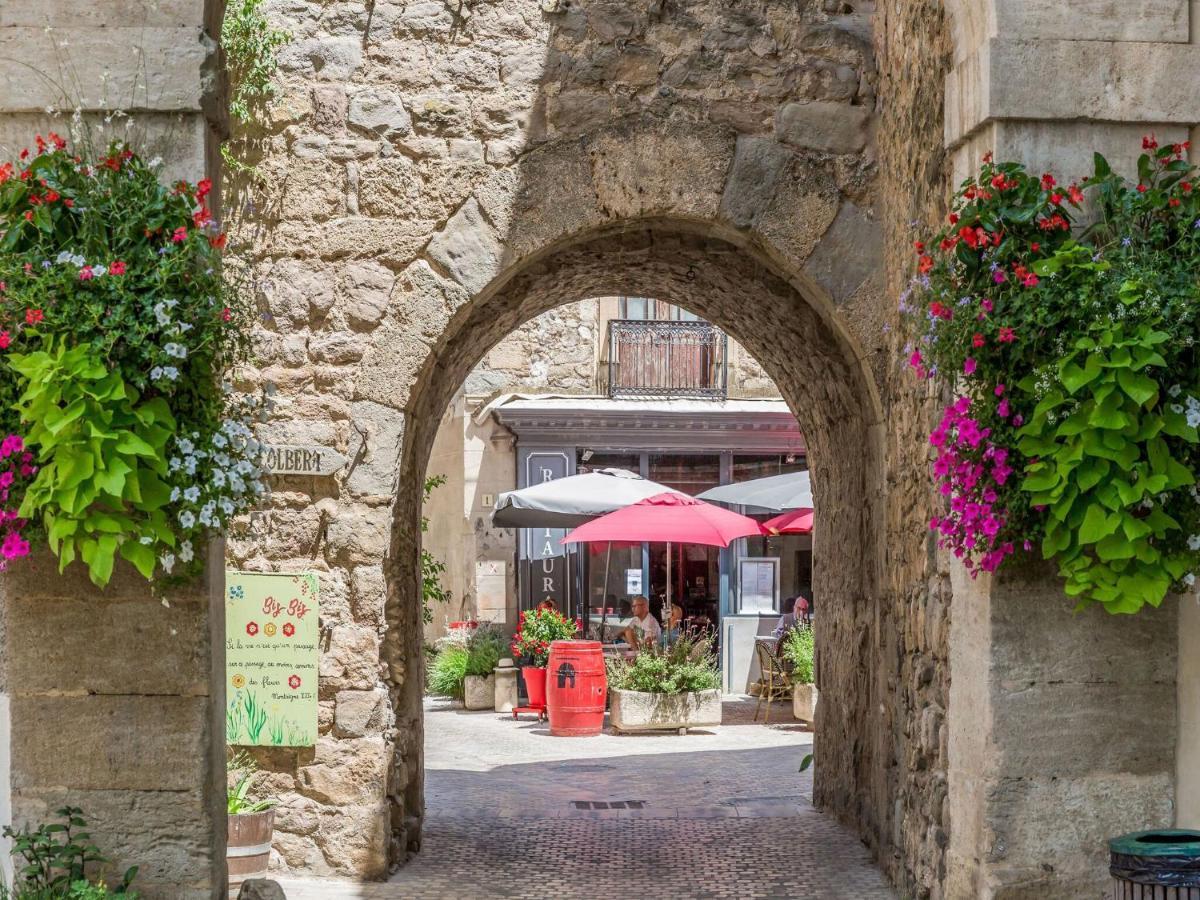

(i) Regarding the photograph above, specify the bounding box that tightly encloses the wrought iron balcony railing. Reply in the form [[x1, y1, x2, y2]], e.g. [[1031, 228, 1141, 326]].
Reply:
[[606, 319, 728, 399]]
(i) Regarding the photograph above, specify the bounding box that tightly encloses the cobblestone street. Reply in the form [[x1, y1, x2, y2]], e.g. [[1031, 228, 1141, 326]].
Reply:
[[278, 698, 895, 899]]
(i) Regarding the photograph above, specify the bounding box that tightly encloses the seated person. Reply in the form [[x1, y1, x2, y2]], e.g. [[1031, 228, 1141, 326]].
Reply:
[[621, 595, 661, 650], [659, 604, 685, 646], [773, 596, 798, 639]]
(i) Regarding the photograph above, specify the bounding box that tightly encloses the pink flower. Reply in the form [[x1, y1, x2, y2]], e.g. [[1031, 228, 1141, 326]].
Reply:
[[998, 399, 1010, 418], [1, 531, 29, 561], [78, 266, 94, 281], [995, 384, 1006, 396], [963, 358, 977, 375]]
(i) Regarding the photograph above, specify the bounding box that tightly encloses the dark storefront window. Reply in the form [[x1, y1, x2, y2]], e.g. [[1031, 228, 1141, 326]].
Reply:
[[732, 452, 807, 482], [577, 450, 641, 476]]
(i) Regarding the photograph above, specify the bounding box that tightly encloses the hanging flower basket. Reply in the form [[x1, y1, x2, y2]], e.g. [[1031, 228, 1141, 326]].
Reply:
[[905, 137, 1200, 613]]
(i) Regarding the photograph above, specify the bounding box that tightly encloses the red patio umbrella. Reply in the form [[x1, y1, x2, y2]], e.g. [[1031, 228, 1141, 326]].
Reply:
[[762, 508, 814, 535], [562, 493, 764, 643]]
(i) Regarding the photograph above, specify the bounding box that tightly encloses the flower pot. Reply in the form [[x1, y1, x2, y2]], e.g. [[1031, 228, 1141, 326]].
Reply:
[[521, 666, 548, 708], [227, 809, 275, 892], [464, 673, 496, 710], [793, 682, 818, 723], [609, 688, 721, 735]]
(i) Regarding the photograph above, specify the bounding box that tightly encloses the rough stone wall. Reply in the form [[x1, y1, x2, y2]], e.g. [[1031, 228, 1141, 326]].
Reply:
[[873, 2, 954, 897], [231, 0, 893, 879], [467, 299, 600, 396]]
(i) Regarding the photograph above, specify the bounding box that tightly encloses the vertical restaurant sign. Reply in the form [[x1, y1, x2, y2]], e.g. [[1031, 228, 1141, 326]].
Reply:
[[522, 451, 570, 610], [225, 571, 319, 747]]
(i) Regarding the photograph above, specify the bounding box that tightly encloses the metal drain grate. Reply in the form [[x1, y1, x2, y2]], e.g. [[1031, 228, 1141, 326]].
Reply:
[[570, 800, 646, 810]]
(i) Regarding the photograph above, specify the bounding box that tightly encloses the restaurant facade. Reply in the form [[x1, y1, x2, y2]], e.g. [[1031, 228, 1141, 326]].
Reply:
[[423, 298, 810, 692]]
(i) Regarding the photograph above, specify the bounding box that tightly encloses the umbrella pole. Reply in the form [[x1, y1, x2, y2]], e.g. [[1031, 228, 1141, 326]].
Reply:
[[665, 541, 672, 649], [598, 541, 612, 641]]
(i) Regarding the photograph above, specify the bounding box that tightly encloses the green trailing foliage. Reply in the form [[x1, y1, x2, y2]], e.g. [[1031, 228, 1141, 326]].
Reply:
[[221, 0, 290, 175], [421, 475, 453, 625]]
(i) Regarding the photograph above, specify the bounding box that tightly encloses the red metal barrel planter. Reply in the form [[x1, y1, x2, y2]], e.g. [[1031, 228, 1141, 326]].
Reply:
[[546, 640, 607, 736]]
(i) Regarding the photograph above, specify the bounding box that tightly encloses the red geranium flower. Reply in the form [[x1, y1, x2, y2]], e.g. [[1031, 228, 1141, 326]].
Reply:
[[998, 327, 1016, 343], [109, 260, 126, 275], [0, 332, 9, 350], [172, 226, 188, 243], [918, 255, 934, 274], [246, 621, 259, 636], [288, 675, 301, 690], [282, 622, 295, 637], [25, 309, 43, 325], [197, 178, 212, 199], [972, 333, 985, 348]]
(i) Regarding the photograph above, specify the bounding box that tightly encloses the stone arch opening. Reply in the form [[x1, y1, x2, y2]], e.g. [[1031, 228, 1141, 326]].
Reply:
[[384, 216, 887, 861]]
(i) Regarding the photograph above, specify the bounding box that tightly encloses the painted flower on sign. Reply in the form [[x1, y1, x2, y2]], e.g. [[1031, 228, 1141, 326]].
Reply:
[[287, 675, 301, 690], [246, 621, 259, 637]]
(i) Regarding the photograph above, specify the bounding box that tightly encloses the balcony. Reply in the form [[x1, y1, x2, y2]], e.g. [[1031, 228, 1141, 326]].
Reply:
[[606, 319, 728, 400]]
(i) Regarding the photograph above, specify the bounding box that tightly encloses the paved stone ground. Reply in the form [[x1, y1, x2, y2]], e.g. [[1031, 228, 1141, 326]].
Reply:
[[277, 698, 895, 899]]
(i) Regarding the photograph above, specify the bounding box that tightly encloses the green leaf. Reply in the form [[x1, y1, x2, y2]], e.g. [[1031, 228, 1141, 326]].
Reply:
[[1078, 504, 1118, 544], [120, 540, 157, 580], [1116, 367, 1158, 406]]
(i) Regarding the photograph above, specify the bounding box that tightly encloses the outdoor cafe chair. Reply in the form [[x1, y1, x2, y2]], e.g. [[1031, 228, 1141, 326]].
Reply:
[[753, 639, 794, 724]]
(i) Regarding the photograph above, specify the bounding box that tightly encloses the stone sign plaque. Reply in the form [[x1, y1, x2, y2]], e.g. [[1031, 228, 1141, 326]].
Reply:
[[262, 443, 348, 476], [225, 571, 319, 747]]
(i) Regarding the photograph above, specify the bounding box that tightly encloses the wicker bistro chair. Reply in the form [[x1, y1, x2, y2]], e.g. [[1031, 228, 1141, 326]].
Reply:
[[754, 639, 794, 724]]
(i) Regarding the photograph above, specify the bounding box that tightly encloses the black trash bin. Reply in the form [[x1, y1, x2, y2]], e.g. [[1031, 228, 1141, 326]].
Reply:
[[1110, 830, 1200, 898]]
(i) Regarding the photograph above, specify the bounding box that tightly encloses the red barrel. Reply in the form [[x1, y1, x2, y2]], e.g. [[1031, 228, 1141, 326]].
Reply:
[[546, 640, 607, 736]]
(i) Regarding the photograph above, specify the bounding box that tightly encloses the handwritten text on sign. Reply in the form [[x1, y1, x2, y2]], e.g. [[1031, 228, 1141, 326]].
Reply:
[[262, 443, 348, 476], [226, 571, 320, 747]]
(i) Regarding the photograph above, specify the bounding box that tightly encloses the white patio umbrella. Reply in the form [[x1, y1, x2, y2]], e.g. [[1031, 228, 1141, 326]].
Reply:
[[492, 468, 684, 639], [696, 470, 812, 512]]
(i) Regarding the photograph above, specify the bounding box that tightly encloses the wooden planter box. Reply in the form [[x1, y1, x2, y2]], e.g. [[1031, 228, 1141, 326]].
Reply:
[[793, 683, 818, 723], [463, 674, 495, 710], [610, 688, 721, 734]]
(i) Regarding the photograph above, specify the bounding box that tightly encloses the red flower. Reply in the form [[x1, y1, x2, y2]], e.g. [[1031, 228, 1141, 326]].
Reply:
[[998, 327, 1016, 343], [1041, 173, 1056, 189], [193, 205, 212, 228], [918, 255, 934, 274], [25, 309, 43, 325], [982, 151, 993, 164], [172, 226, 188, 243], [22, 211, 32, 222], [912, 241, 924, 252], [1049, 192, 1063, 205], [246, 621, 259, 636], [0, 332, 9, 350], [18, 148, 28, 161], [221, 307, 232, 322], [78, 266, 94, 281], [109, 261, 126, 275], [1137, 184, 1147, 193], [44, 190, 59, 203], [63, 198, 74, 208], [948, 213, 959, 225], [972, 333, 985, 348], [1170, 198, 1182, 208], [1068, 185, 1084, 204], [282, 622, 295, 637], [50, 132, 65, 150], [1143, 135, 1158, 150], [197, 178, 212, 199], [1184, 182, 1193, 193], [209, 232, 227, 250], [288, 675, 301, 689]]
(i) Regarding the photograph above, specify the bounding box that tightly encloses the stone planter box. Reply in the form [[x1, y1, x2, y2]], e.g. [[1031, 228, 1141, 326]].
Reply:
[[793, 683, 818, 723], [610, 688, 721, 734], [464, 674, 495, 710]]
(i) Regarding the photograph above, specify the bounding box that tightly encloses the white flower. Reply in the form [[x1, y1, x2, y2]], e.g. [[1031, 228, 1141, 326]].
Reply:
[[159, 552, 175, 574], [151, 367, 164, 381], [169, 456, 182, 472], [184, 456, 198, 476], [164, 342, 188, 359], [229, 474, 246, 494], [162, 366, 179, 381], [70, 254, 85, 267], [214, 452, 230, 467], [184, 486, 201, 503], [219, 498, 235, 516], [169, 486, 181, 503], [179, 510, 196, 529], [178, 438, 194, 456], [199, 502, 216, 528], [179, 540, 194, 563], [212, 432, 228, 449], [1188, 409, 1200, 429], [235, 459, 252, 475], [212, 469, 226, 488], [1169, 384, 1183, 398], [55, 250, 73, 264], [148, 156, 163, 169], [1188, 535, 1200, 551], [1171, 404, 1184, 414], [1186, 573, 1197, 587], [92, 264, 106, 277]]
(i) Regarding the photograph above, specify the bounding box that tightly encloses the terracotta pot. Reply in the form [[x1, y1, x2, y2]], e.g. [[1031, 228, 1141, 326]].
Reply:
[[227, 809, 275, 891]]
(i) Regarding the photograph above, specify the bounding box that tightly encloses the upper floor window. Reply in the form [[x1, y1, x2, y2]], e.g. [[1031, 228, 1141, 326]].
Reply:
[[619, 297, 703, 322]]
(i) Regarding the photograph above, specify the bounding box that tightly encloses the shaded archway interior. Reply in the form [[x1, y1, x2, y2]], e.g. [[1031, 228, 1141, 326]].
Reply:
[[384, 221, 887, 860]]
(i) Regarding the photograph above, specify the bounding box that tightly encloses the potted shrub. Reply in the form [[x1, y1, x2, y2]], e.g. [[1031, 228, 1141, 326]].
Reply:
[[463, 625, 505, 710], [607, 636, 722, 734], [782, 625, 817, 723], [227, 752, 276, 893], [509, 607, 579, 710]]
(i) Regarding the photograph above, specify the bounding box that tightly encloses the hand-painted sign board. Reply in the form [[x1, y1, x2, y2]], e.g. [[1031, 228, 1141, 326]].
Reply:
[[225, 571, 319, 747], [262, 443, 348, 476]]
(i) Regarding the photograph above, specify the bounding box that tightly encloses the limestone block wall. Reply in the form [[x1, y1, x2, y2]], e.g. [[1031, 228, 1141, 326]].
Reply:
[[230, 0, 892, 878], [0, 552, 227, 900]]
